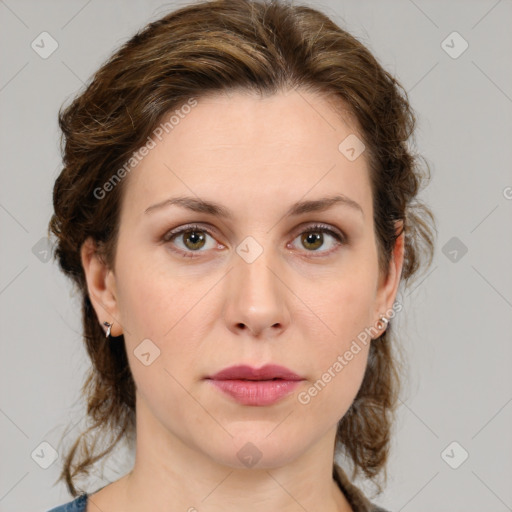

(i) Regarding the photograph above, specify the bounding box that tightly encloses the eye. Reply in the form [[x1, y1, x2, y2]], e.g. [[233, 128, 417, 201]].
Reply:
[[289, 224, 345, 256], [163, 222, 345, 259], [163, 224, 220, 258]]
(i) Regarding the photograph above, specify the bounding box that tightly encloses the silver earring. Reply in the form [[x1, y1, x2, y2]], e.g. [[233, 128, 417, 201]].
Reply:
[[378, 316, 389, 331], [103, 321, 113, 338]]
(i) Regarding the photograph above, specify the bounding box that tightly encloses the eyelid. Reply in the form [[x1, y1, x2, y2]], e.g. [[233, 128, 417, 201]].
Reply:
[[163, 221, 345, 240], [290, 221, 345, 241]]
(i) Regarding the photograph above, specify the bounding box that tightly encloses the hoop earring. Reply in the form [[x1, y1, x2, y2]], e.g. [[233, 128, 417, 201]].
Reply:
[[103, 321, 113, 338]]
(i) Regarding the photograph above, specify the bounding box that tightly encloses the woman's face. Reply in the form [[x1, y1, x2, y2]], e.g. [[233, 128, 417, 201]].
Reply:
[[83, 88, 403, 470]]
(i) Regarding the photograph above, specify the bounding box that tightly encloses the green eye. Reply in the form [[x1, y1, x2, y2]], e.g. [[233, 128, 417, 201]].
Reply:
[[180, 229, 207, 251], [292, 225, 344, 254], [164, 224, 217, 258], [301, 231, 323, 250], [163, 222, 345, 259]]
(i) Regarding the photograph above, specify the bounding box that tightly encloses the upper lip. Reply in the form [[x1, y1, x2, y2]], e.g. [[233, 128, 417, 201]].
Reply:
[[206, 364, 304, 381]]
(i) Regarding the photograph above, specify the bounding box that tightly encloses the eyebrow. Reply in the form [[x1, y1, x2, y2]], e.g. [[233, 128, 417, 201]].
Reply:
[[144, 194, 364, 218]]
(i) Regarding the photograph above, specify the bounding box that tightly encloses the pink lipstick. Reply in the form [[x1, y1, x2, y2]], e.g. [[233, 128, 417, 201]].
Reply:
[[205, 364, 304, 406]]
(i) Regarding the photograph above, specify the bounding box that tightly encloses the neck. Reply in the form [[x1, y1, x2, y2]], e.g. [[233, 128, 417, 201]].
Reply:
[[114, 399, 353, 512]]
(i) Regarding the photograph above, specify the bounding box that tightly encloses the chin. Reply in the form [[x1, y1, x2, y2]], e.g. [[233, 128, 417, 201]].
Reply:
[[202, 427, 309, 471]]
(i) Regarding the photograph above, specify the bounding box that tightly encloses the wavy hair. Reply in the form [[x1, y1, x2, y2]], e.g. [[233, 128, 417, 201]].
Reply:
[[48, 0, 436, 497]]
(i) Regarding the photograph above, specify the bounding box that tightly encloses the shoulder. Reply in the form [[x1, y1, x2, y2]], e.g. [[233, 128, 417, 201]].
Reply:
[[46, 493, 88, 512], [333, 463, 391, 512]]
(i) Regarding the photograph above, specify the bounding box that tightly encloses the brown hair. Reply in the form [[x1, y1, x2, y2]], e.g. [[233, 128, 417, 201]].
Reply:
[[49, 0, 436, 497]]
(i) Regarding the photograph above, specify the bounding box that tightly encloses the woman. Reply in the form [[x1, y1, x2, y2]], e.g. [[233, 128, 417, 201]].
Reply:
[[46, 0, 436, 510]]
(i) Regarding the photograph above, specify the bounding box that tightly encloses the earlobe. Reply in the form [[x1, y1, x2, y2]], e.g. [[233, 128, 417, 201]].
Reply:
[[80, 237, 121, 336]]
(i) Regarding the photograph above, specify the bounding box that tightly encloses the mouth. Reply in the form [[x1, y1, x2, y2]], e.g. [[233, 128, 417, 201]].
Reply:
[[205, 364, 305, 406], [206, 364, 304, 381]]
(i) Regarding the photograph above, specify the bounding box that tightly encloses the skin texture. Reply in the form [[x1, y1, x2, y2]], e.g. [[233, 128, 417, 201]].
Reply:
[[80, 88, 404, 512]]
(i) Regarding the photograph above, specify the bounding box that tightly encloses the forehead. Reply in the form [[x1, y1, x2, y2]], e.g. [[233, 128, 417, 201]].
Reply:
[[119, 88, 372, 224]]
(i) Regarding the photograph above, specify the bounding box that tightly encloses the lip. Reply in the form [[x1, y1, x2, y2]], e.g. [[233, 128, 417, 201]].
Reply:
[[205, 364, 304, 406], [207, 364, 303, 381]]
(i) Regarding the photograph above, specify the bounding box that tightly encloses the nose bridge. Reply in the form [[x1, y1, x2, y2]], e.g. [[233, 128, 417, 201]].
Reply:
[[235, 240, 281, 305], [225, 237, 289, 334]]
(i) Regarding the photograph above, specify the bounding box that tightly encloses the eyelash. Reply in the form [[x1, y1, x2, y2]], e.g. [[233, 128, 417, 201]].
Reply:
[[162, 223, 346, 259]]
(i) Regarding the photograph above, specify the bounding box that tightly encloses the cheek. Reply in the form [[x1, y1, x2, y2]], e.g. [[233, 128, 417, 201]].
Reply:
[[114, 250, 198, 338], [114, 255, 214, 387], [307, 271, 376, 349], [297, 339, 370, 424], [291, 272, 375, 418]]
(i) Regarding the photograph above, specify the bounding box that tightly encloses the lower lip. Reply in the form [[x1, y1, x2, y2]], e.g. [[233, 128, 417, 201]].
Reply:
[[207, 379, 302, 406]]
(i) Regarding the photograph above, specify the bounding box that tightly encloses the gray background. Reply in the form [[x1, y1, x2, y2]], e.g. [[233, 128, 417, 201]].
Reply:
[[1, 0, 511, 511]]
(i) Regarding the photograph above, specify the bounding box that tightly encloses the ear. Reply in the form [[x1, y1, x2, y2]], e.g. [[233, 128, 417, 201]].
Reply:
[[373, 220, 405, 327], [80, 236, 123, 337]]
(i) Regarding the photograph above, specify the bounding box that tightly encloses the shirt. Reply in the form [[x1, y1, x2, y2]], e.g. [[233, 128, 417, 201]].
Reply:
[[46, 492, 87, 512], [46, 464, 390, 512]]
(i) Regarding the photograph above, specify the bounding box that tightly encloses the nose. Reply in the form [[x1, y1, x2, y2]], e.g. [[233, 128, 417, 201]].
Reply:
[[223, 247, 291, 338]]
